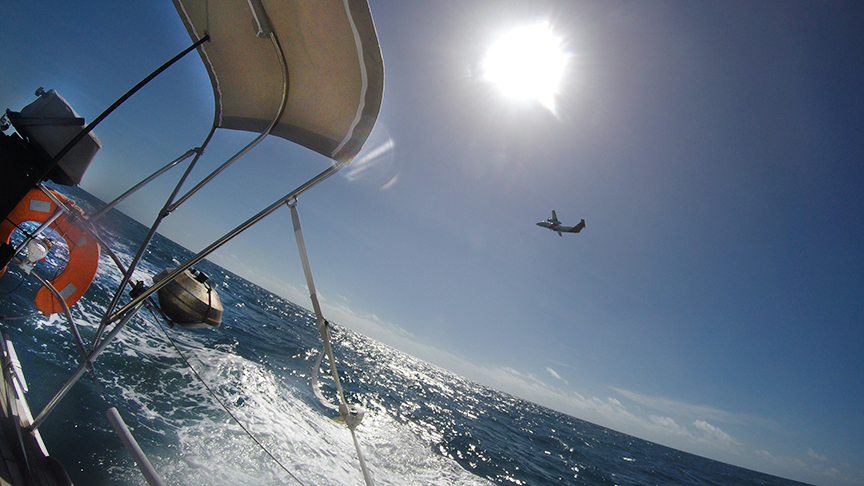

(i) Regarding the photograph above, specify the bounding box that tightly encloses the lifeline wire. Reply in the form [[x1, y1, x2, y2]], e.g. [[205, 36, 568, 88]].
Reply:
[[0, 275, 26, 296], [148, 307, 306, 486], [0, 313, 41, 321]]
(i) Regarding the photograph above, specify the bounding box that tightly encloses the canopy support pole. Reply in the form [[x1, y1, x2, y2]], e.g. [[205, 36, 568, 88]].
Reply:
[[104, 155, 350, 325], [166, 30, 290, 213], [29, 301, 145, 432], [106, 407, 166, 486], [289, 200, 374, 486], [89, 148, 199, 222], [88, 126, 213, 352], [92, 29, 290, 347]]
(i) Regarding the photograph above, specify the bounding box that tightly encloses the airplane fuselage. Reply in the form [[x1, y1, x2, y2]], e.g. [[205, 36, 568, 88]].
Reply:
[[536, 211, 585, 236]]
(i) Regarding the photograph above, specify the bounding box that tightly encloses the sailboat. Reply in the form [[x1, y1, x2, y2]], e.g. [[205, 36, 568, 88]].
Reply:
[[0, 0, 385, 484]]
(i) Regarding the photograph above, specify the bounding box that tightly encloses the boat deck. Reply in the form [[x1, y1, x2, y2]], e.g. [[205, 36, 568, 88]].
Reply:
[[0, 382, 25, 486], [0, 335, 73, 486]]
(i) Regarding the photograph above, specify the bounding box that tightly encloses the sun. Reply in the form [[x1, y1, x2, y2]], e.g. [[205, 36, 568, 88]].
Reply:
[[481, 23, 569, 112]]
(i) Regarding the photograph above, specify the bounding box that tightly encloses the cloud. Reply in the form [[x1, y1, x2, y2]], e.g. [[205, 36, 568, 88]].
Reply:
[[752, 449, 857, 485], [323, 296, 417, 344], [649, 415, 690, 437], [692, 420, 740, 450], [452, 366, 693, 448], [546, 367, 567, 383], [610, 387, 778, 431], [207, 250, 308, 304], [806, 448, 828, 462], [611, 387, 739, 424], [546, 358, 576, 371]]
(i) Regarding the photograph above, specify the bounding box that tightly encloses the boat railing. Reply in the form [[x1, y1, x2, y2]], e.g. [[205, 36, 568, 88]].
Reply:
[[14, 0, 384, 482], [106, 407, 166, 486]]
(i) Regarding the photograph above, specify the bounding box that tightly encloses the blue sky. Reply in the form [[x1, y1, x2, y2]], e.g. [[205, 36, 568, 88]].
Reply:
[[2, 1, 863, 485]]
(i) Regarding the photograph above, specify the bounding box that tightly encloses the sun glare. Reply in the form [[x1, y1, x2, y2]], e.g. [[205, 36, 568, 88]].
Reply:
[[482, 23, 569, 112]]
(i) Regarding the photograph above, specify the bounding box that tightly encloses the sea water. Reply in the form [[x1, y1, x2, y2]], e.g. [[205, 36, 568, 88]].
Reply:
[[0, 186, 812, 486]]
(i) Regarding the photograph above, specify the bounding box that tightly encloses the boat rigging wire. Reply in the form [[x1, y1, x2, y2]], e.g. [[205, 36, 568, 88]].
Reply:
[[0, 277, 26, 296], [85, 33, 218, 350], [147, 306, 307, 486], [46, 35, 210, 169]]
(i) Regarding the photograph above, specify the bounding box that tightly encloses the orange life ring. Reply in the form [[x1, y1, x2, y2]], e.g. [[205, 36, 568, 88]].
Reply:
[[0, 188, 100, 315]]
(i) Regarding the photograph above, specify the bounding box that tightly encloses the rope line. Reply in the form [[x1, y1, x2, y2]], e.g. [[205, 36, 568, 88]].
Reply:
[[147, 307, 306, 486], [0, 275, 26, 296], [0, 313, 42, 321], [4, 217, 34, 239]]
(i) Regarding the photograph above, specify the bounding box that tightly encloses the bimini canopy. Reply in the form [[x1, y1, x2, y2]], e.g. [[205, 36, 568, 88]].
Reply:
[[172, 0, 384, 162]]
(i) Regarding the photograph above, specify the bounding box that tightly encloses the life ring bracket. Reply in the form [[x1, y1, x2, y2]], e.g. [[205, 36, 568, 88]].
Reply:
[[0, 187, 100, 315]]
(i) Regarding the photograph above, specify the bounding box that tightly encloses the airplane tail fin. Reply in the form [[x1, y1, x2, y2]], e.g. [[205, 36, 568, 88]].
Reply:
[[568, 219, 586, 233]]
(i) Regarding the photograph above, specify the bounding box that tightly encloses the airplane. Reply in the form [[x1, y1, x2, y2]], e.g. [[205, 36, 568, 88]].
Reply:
[[536, 210, 585, 236]]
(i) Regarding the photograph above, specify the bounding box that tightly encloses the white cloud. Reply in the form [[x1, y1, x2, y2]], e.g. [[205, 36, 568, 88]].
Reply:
[[649, 414, 677, 427], [322, 297, 419, 346], [546, 367, 567, 383], [692, 420, 740, 450], [752, 448, 855, 485], [207, 250, 308, 304], [807, 448, 828, 462], [755, 449, 774, 460], [612, 387, 742, 425], [648, 415, 690, 437]]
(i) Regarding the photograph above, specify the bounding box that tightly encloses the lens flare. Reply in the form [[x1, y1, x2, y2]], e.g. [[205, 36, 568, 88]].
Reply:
[[343, 124, 397, 188]]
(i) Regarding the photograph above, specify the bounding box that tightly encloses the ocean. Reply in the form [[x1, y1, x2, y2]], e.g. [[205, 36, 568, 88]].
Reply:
[[0, 186, 812, 486]]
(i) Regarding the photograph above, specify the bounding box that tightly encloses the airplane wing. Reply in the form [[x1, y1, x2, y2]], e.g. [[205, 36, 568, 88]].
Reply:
[[551, 210, 560, 224]]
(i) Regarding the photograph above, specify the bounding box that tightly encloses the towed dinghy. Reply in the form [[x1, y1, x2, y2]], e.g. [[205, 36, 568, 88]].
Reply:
[[152, 267, 223, 329]]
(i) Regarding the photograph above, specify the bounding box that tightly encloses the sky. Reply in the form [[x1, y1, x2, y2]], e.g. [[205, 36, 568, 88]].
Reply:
[[2, 1, 863, 485]]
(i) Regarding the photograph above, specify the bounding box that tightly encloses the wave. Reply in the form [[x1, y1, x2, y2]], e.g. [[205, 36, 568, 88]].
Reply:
[[2, 195, 492, 485]]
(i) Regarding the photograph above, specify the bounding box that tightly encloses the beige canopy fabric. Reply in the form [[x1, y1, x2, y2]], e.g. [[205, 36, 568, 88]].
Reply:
[[172, 0, 384, 162]]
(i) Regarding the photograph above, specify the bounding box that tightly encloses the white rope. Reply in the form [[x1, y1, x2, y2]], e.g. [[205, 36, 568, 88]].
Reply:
[[288, 200, 374, 486], [311, 348, 339, 411]]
